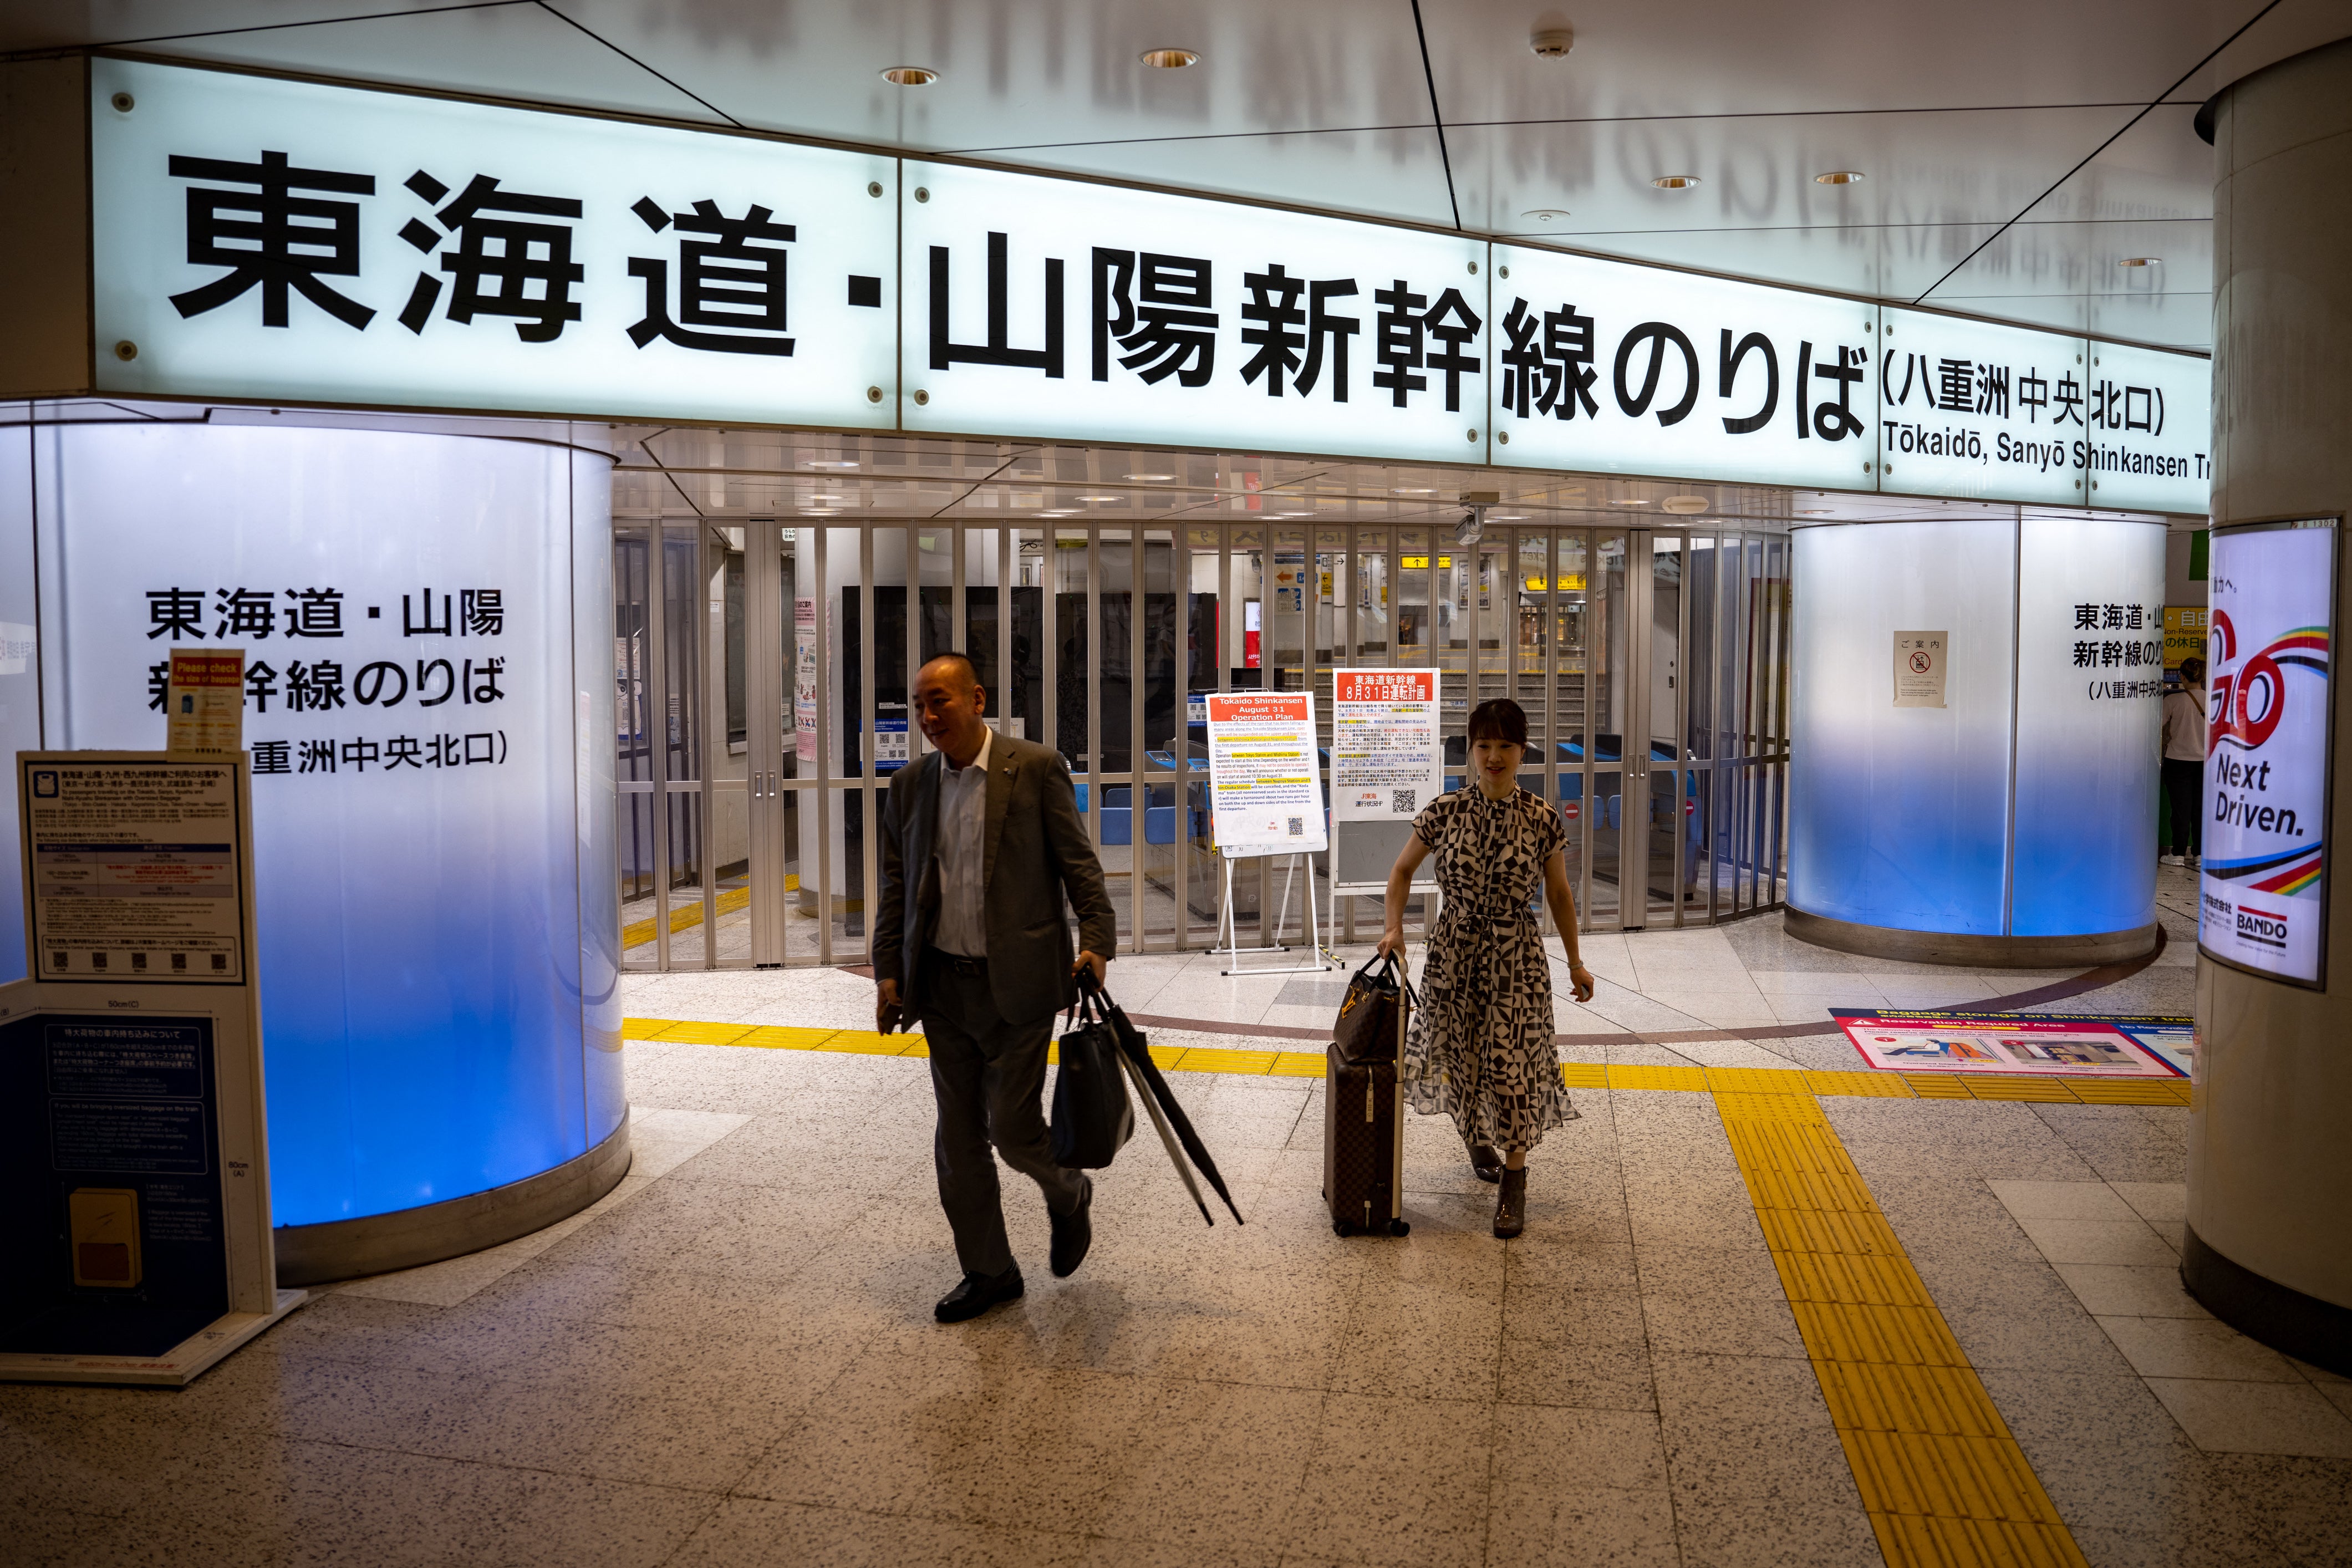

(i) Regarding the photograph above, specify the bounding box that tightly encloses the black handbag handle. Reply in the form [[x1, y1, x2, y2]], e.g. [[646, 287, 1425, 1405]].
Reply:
[[1353, 949, 1421, 1006]]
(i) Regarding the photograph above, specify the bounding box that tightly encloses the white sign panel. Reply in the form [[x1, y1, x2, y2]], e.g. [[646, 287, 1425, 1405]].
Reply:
[[903, 162, 1488, 462], [91, 58, 897, 426], [1204, 691, 1328, 854], [1489, 246, 1877, 490], [24, 756, 248, 984], [2200, 520, 2335, 987], [2081, 340, 2213, 515], [1331, 669, 1446, 821], [1892, 632, 1947, 708], [1877, 308, 2089, 505]]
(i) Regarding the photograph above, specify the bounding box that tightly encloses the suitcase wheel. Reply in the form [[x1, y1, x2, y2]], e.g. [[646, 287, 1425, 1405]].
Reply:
[[1332, 1219, 1355, 1236], [1387, 1219, 1412, 1237]]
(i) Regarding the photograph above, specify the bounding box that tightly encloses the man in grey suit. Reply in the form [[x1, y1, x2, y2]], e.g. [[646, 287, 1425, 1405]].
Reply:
[[875, 653, 1117, 1323]]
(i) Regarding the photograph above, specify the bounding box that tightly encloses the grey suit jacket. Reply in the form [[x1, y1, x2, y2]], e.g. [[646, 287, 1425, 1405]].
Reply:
[[875, 731, 1117, 1027]]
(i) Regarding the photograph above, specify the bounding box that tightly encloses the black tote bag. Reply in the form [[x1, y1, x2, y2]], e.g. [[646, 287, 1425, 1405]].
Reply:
[[1050, 986, 1135, 1168], [1332, 952, 1413, 1066]]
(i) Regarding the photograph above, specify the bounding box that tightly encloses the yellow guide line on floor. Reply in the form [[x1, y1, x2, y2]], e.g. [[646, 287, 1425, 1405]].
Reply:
[[620, 1011, 2191, 1564], [1713, 1087, 2089, 1567], [620, 1018, 2191, 1104], [620, 887, 753, 953]]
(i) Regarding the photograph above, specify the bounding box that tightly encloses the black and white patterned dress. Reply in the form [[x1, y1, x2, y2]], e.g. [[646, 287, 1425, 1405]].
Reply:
[[1401, 786, 1576, 1153]]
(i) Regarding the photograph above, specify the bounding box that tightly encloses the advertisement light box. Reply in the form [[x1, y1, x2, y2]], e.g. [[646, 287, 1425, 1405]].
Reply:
[[900, 161, 1489, 464], [91, 57, 898, 428]]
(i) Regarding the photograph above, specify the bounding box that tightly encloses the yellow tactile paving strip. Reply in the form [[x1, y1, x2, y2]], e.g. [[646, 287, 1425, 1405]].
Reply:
[[622, 1018, 2190, 1104], [1713, 1087, 2088, 1567], [621, 1012, 2190, 1562]]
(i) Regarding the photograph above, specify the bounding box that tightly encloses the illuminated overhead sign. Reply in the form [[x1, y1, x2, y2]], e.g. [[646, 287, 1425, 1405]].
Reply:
[[80, 57, 2211, 511], [1488, 246, 1879, 492], [91, 57, 898, 429], [901, 161, 1489, 464]]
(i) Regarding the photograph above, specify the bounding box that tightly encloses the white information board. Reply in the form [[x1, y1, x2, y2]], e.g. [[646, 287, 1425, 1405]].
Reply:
[[1331, 669, 1445, 821], [24, 757, 249, 985], [1204, 691, 1327, 854], [2198, 519, 2336, 987]]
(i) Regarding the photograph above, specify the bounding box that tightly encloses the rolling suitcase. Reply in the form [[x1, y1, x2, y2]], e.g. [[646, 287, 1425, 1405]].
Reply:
[[1323, 1043, 1410, 1237]]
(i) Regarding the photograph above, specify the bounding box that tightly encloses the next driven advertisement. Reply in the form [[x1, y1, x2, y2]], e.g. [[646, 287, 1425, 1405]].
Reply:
[[2199, 518, 2336, 987]]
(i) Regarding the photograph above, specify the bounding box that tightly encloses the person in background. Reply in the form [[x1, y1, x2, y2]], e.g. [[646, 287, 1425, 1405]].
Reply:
[[875, 654, 1117, 1323], [2161, 656, 2208, 868], [1375, 698, 1596, 1239]]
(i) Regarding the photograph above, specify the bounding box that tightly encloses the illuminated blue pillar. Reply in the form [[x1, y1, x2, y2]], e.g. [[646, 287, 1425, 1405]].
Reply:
[[17, 417, 623, 1281], [1786, 511, 2166, 965]]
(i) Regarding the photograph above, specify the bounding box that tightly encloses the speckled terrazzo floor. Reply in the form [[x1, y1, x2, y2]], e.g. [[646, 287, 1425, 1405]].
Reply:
[[7, 868, 2347, 1567]]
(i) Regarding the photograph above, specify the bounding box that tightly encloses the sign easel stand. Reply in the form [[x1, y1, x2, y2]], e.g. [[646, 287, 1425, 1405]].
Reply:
[[1214, 852, 1335, 976]]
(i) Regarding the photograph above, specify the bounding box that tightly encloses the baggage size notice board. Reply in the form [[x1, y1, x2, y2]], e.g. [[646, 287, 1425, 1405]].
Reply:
[[5, 751, 297, 1386]]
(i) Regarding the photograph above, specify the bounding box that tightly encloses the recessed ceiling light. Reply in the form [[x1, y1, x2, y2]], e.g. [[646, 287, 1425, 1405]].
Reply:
[[1651, 175, 1699, 190], [1521, 208, 1570, 223], [1492, 513, 1528, 520], [1273, 510, 1315, 517], [1814, 170, 1865, 185], [1123, 471, 1176, 481], [805, 460, 860, 469], [1392, 486, 1437, 495], [2119, 257, 2161, 267], [880, 65, 938, 86], [1798, 508, 1835, 515], [1139, 47, 1200, 68], [1661, 495, 1709, 514], [1038, 508, 1077, 516], [1072, 493, 1124, 502], [1611, 498, 1651, 505]]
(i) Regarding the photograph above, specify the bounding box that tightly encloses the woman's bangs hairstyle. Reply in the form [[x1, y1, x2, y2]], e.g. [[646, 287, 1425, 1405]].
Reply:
[[1465, 698, 1529, 749]]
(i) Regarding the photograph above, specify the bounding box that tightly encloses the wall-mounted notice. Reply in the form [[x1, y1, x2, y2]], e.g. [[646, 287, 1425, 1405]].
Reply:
[[22, 757, 247, 985], [2200, 519, 2335, 987], [1331, 669, 1445, 821], [1203, 691, 1327, 854], [165, 648, 244, 754], [1892, 632, 1947, 708]]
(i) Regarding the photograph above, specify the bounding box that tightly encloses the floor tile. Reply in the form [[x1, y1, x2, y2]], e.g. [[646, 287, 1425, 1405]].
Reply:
[[2054, 1263, 2214, 1320], [2098, 1317, 2306, 1383], [2014, 1215, 2180, 1267], [2147, 1379, 2352, 1458]]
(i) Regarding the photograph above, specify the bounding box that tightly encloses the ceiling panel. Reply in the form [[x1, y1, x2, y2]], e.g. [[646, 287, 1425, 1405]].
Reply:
[[1419, 0, 2300, 119], [1448, 106, 2144, 236], [544, 0, 1434, 149], [1498, 221, 2007, 303], [79, 3, 730, 124], [945, 126, 1457, 228]]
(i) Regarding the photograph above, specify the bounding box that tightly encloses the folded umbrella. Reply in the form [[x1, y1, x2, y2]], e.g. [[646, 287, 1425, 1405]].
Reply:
[[1119, 1048, 1213, 1224], [1080, 970, 1246, 1225]]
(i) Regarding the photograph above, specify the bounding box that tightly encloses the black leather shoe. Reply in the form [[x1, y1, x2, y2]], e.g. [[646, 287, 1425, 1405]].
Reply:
[[1468, 1142, 1503, 1183], [934, 1266, 1024, 1323], [1050, 1175, 1094, 1279], [1494, 1166, 1527, 1239]]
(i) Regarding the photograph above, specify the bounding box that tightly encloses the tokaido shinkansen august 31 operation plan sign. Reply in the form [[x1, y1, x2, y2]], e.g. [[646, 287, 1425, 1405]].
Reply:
[[2198, 518, 2335, 987]]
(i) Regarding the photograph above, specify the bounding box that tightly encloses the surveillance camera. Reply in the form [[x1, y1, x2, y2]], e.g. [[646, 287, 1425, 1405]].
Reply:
[[1455, 508, 1485, 548]]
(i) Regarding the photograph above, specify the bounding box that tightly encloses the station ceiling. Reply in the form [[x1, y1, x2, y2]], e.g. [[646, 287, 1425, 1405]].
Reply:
[[609, 425, 2175, 533], [9, 2, 2339, 356]]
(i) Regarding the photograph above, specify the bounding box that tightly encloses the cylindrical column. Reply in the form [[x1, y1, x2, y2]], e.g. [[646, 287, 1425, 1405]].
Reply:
[[1787, 513, 2165, 966], [2187, 34, 2352, 1372], [24, 420, 625, 1282]]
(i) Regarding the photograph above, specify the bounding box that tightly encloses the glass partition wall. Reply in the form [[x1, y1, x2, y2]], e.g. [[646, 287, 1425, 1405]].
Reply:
[[615, 516, 1790, 970]]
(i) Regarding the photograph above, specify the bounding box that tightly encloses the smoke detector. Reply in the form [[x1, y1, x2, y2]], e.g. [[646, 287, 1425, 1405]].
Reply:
[[1530, 27, 1575, 59]]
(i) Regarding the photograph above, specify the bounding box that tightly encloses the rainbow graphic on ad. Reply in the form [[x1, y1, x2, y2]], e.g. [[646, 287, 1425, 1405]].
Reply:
[[2200, 522, 2336, 986]]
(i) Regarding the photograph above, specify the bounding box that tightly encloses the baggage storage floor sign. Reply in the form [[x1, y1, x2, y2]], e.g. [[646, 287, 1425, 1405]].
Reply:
[[1832, 1009, 2192, 1080]]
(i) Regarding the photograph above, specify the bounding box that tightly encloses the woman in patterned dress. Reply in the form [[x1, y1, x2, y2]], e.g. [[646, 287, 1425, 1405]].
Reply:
[[1374, 698, 1595, 1238]]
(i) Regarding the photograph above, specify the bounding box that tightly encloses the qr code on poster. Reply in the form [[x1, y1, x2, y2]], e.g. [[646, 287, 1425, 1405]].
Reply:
[[1392, 788, 1417, 814], [1287, 816, 1304, 836]]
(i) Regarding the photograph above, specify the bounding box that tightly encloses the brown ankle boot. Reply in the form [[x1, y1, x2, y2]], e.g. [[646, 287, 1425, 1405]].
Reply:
[[1494, 1165, 1527, 1238], [1468, 1142, 1503, 1183]]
